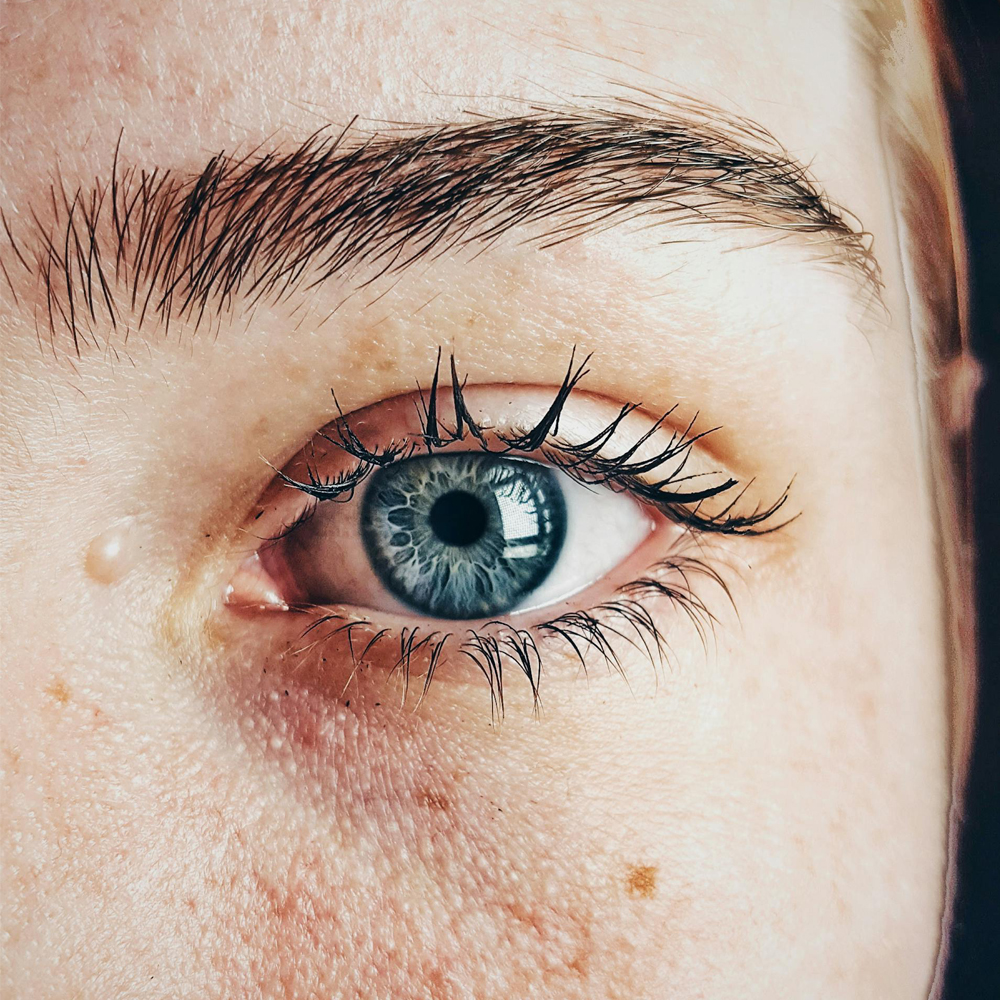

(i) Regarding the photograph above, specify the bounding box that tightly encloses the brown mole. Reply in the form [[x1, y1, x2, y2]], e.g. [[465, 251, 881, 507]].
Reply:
[[624, 864, 657, 899]]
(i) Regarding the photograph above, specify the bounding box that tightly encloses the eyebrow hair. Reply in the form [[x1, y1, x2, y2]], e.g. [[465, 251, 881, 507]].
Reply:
[[0, 105, 880, 354]]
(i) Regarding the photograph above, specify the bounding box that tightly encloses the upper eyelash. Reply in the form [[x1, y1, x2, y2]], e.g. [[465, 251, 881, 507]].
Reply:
[[274, 347, 792, 535]]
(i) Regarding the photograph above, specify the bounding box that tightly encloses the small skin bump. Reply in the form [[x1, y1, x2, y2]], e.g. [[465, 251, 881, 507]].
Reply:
[[624, 864, 657, 899], [84, 519, 141, 585]]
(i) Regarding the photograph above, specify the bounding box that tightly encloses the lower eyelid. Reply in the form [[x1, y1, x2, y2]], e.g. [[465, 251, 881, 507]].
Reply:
[[219, 518, 723, 711]]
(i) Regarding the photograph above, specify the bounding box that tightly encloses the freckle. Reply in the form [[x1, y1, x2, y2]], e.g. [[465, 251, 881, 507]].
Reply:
[[625, 864, 657, 899], [46, 678, 71, 705], [415, 788, 450, 811], [84, 520, 140, 584]]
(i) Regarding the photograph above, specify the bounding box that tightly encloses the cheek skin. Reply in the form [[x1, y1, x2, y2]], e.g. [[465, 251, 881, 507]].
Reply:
[[11, 651, 661, 1000], [3, 556, 946, 1000], [203, 643, 679, 999], [222, 719, 650, 996]]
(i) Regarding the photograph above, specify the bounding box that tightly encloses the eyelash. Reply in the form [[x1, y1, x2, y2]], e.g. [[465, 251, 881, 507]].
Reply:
[[259, 349, 791, 715]]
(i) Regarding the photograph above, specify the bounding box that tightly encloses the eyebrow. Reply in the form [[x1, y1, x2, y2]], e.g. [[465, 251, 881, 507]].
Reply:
[[1, 105, 880, 354]]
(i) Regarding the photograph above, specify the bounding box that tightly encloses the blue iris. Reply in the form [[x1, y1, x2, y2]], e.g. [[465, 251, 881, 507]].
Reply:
[[360, 453, 567, 619]]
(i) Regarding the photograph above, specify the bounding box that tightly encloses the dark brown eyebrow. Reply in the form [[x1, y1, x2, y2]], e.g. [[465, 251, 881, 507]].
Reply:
[[0, 105, 880, 355]]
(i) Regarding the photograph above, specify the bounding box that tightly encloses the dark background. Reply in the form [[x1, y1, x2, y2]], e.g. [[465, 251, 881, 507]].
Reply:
[[941, 0, 999, 997]]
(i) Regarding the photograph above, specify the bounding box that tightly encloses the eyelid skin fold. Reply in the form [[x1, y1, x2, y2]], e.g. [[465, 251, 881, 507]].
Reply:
[[274, 351, 791, 535]]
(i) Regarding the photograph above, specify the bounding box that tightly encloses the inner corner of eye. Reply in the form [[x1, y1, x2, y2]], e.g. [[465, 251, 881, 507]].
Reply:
[[228, 447, 656, 623]]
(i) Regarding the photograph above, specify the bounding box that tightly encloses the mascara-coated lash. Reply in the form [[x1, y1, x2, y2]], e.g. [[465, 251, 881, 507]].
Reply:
[[276, 348, 791, 536]]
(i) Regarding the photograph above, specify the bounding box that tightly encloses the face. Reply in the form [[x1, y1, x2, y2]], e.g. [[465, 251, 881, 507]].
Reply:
[[1, 1, 958, 997]]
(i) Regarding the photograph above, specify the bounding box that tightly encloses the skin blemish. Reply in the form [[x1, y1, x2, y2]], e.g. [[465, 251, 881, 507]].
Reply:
[[624, 864, 657, 899], [3, 745, 22, 773], [84, 519, 140, 585], [46, 677, 71, 705], [415, 788, 450, 811]]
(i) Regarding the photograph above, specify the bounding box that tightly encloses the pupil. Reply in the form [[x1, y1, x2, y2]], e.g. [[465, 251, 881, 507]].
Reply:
[[429, 490, 488, 547]]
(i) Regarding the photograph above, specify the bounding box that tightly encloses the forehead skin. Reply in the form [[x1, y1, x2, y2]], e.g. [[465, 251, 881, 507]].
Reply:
[[1, 2, 950, 1000], [1, 0, 901, 288]]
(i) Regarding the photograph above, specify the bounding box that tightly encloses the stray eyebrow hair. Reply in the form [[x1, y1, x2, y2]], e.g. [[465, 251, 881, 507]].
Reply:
[[1, 104, 880, 354]]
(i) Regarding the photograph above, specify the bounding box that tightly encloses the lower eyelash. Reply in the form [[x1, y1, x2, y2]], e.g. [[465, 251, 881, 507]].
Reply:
[[539, 553, 732, 672], [286, 549, 735, 719]]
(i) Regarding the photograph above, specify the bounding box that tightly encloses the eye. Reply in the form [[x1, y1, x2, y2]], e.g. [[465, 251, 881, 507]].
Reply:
[[222, 352, 790, 702], [262, 451, 652, 620]]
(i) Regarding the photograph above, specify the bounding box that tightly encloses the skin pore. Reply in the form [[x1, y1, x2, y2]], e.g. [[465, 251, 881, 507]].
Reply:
[[1, 1, 957, 999]]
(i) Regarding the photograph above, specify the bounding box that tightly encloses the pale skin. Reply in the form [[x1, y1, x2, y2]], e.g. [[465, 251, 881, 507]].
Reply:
[[0, 1, 955, 998]]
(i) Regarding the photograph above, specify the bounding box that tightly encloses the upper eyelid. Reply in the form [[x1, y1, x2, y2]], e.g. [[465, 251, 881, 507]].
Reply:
[[267, 353, 792, 537]]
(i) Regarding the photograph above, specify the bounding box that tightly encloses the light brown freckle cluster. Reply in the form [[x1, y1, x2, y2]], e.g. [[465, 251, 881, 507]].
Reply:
[[625, 864, 657, 899]]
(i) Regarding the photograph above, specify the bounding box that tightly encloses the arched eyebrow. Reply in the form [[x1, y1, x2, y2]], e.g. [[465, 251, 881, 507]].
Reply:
[[1, 106, 881, 354]]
